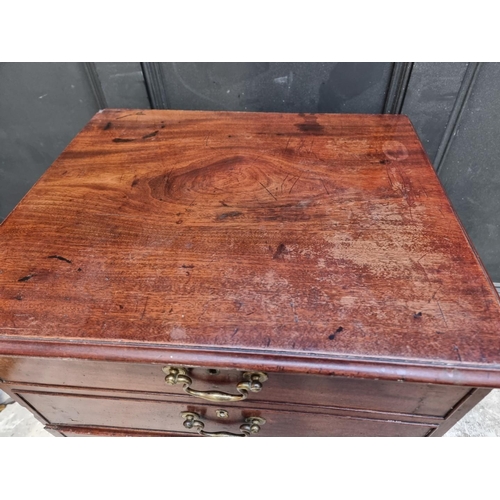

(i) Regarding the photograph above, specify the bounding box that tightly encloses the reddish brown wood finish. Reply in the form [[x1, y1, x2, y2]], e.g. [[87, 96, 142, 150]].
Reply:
[[17, 390, 433, 437], [46, 425, 193, 437], [428, 388, 491, 437], [1, 109, 500, 437], [0, 110, 499, 386], [2, 379, 443, 425], [0, 356, 470, 418]]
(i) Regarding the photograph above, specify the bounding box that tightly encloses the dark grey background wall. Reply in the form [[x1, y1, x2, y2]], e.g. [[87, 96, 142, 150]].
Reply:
[[1, 62, 498, 285]]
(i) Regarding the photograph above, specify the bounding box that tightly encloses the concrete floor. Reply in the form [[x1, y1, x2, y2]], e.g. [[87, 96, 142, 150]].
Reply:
[[1, 389, 499, 437]]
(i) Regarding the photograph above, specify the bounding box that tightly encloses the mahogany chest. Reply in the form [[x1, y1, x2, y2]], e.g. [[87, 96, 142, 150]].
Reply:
[[1, 109, 499, 437]]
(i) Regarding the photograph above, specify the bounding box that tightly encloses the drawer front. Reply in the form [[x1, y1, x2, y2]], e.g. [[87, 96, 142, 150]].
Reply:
[[1, 356, 469, 417], [18, 391, 433, 437], [49, 426, 193, 437]]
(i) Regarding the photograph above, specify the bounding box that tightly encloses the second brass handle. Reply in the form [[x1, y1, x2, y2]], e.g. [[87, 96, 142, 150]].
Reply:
[[162, 367, 268, 402], [181, 411, 266, 437]]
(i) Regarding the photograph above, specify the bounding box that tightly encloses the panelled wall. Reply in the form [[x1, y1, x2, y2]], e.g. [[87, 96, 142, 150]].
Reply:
[[0, 62, 498, 284]]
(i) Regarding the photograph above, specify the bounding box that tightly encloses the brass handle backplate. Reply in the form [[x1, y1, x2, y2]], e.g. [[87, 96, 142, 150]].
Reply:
[[181, 411, 266, 437], [162, 366, 268, 403]]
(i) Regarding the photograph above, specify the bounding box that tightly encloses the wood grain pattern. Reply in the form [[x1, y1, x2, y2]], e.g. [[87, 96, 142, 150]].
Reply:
[[0, 356, 470, 418], [18, 390, 434, 437], [3, 380, 443, 424], [428, 388, 491, 437], [1, 109, 500, 386], [46, 425, 194, 437]]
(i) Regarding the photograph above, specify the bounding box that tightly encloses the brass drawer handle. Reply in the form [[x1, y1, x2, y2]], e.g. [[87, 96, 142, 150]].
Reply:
[[181, 411, 266, 437], [162, 366, 268, 403]]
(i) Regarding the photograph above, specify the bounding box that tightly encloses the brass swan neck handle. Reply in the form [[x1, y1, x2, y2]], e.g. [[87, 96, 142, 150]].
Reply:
[[163, 367, 268, 403], [181, 411, 266, 437]]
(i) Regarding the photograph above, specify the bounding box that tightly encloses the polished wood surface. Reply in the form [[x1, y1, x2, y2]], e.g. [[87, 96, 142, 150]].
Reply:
[[17, 390, 434, 437], [0, 356, 470, 418], [47, 425, 193, 437], [1, 110, 499, 386]]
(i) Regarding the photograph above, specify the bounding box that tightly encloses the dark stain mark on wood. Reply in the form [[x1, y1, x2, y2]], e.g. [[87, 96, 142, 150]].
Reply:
[[453, 345, 462, 362], [48, 255, 72, 264], [379, 159, 389, 164], [112, 138, 135, 143], [295, 115, 324, 134], [142, 131, 159, 139], [329, 326, 344, 340], [273, 243, 288, 259], [181, 264, 195, 269], [131, 179, 139, 187], [18, 274, 34, 282], [2, 110, 499, 388], [413, 312, 422, 319], [15, 295, 23, 301], [77, 268, 82, 272], [103, 122, 112, 131], [218, 211, 242, 220], [119, 305, 124, 310], [219, 201, 230, 207]]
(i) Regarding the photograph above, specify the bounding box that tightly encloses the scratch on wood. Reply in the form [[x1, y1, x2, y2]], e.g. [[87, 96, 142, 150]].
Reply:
[[289, 176, 301, 194], [436, 300, 448, 327], [281, 174, 289, 192], [321, 179, 330, 195], [410, 258, 429, 280], [259, 182, 277, 201], [141, 297, 149, 320], [48, 255, 72, 264], [417, 252, 429, 263], [18, 274, 35, 282], [428, 287, 441, 303], [116, 112, 136, 120], [142, 130, 159, 139], [283, 136, 291, 154], [385, 164, 395, 189]]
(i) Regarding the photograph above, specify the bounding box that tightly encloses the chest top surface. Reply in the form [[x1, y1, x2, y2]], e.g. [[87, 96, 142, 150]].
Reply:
[[1, 109, 499, 385]]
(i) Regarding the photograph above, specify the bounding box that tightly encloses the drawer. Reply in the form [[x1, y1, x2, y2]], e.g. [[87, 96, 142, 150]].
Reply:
[[1, 356, 470, 417], [48, 426, 193, 437], [18, 390, 434, 437]]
